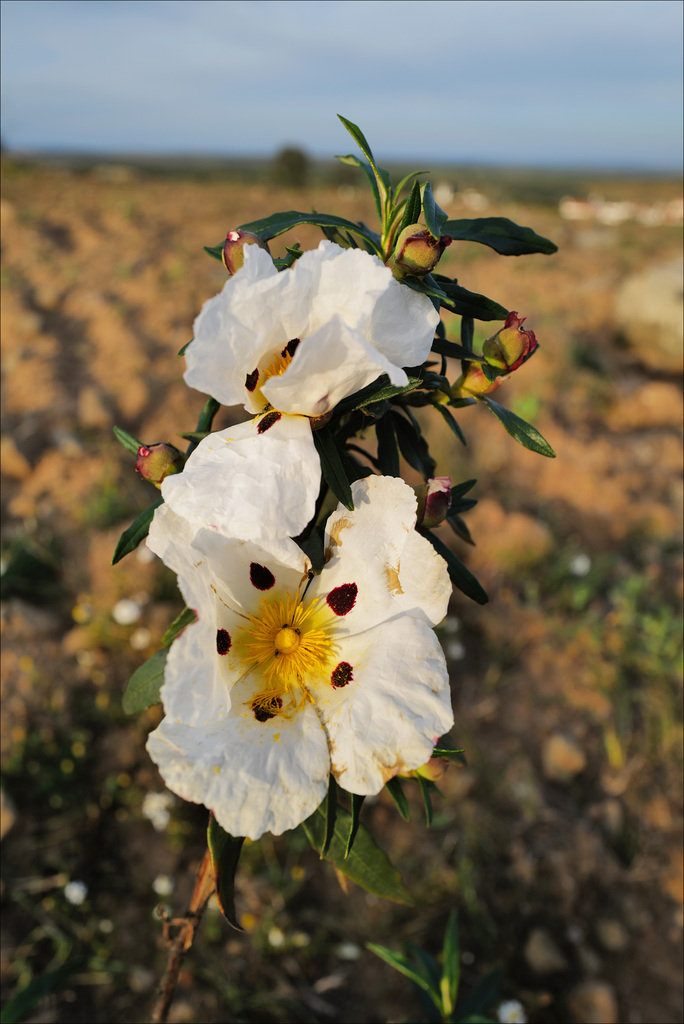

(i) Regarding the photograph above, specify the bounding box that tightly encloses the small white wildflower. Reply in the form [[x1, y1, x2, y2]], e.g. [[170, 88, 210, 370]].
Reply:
[[569, 553, 591, 577], [64, 880, 88, 906], [268, 926, 285, 948], [142, 791, 174, 831], [336, 941, 362, 960], [497, 999, 527, 1024], [152, 875, 174, 897], [130, 627, 152, 651], [112, 598, 142, 625]]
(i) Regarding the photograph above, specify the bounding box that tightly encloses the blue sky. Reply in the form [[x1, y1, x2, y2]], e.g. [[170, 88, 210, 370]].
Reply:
[[1, 0, 682, 169]]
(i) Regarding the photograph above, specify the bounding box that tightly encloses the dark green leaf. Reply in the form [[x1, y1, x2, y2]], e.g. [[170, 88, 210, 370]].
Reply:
[[422, 530, 488, 605], [302, 803, 412, 904], [122, 648, 167, 714], [203, 242, 224, 262], [367, 944, 435, 995], [322, 777, 337, 858], [336, 375, 422, 415], [433, 402, 467, 446], [432, 336, 484, 362], [393, 169, 428, 200], [161, 606, 197, 647], [481, 397, 556, 458], [432, 746, 468, 767], [422, 182, 449, 239], [446, 513, 475, 546], [391, 411, 436, 480], [337, 116, 377, 170], [345, 793, 365, 858], [375, 414, 400, 476], [111, 497, 163, 564], [417, 776, 434, 826], [451, 479, 477, 500], [432, 277, 508, 321], [461, 315, 474, 352], [443, 216, 558, 256], [385, 777, 410, 820], [0, 959, 86, 1024], [337, 154, 383, 220], [442, 911, 461, 1013], [297, 524, 326, 574], [285, 243, 304, 258], [449, 396, 477, 410], [177, 430, 210, 443], [177, 338, 192, 357], [313, 427, 354, 510], [113, 425, 142, 456], [207, 814, 245, 931], [456, 966, 503, 1022], [398, 179, 422, 234], [0, 544, 62, 606], [196, 397, 222, 435], [235, 210, 380, 252]]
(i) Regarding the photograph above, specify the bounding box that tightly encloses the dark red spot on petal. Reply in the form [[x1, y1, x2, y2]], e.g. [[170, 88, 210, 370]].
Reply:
[[327, 582, 358, 616], [257, 411, 281, 434], [252, 697, 283, 722], [216, 629, 231, 655], [281, 338, 300, 359], [331, 661, 353, 688], [245, 368, 259, 392], [250, 562, 275, 590]]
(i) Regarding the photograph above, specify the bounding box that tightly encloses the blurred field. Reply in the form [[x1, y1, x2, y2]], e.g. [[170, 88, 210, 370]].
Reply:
[[1, 159, 682, 1024]]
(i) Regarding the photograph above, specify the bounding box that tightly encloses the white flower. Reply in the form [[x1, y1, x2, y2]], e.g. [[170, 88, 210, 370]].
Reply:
[[497, 999, 527, 1023], [141, 791, 175, 831], [64, 880, 88, 906], [146, 475, 453, 840], [184, 241, 439, 419]]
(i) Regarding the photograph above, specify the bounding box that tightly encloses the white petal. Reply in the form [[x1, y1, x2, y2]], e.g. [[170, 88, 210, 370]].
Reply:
[[147, 673, 330, 839], [369, 277, 439, 369], [308, 618, 453, 794], [160, 415, 320, 565]]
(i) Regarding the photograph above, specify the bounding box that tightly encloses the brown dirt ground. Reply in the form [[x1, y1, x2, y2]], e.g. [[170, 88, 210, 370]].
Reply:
[[1, 163, 682, 1024]]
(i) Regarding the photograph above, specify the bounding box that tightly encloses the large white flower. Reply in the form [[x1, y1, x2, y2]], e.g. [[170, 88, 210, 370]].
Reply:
[[184, 241, 439, 418], [146, 475, 453, 840]]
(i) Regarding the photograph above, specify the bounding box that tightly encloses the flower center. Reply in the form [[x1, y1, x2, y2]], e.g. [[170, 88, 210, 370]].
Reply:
[[274, 625, 301, 654]]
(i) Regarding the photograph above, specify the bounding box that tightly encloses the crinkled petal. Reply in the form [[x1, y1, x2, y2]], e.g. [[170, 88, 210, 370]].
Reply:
[[147, 672, 330, 839], [307, 617, 453, 794], [160, 415, 320, 566], [262, 317, 407, 418], [369, 276, 439, 369]]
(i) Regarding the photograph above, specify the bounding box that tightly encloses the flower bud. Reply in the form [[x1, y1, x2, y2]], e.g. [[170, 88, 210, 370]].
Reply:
[[386, 224, 452, 279], [415, 477, 451, 528], [451, 362, 503, 398], [135, 443, 185, 488], [222, 229, 271, 275], [482, 312, 538, 373], [400, 757, 450, 783]]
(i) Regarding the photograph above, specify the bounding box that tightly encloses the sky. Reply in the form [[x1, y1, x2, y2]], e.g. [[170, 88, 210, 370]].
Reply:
[[1, 0, 682, 170]]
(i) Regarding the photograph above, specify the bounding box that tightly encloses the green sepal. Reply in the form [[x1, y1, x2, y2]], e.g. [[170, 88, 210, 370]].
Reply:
[[391, 411, 436, 480], [421, 181, 449, 239], [345, 793, 365, 858], [321, 775, 337, 858], [161, 606, 197, 646], [203, 242, 223, 262], [122, 648, 167, 714], [433, 402, 466, 446], [113, 425, 143, 456], [111, 496, 163, 564], [421, 530, 488, 605], [417, 775, 434, 826], [398, 179, 422, 234], [385, 777, 410, 821], [313, 426, 354, 510], [442, 910, 460, 1016], [432, 745, 468, 767], [301, 801, 412, 904], [375, 414, 400, 477], [442, 216, 558, 256], [481, 397, 556, 458], [207, 814, 245, 931], [432, 336, 484, 362]]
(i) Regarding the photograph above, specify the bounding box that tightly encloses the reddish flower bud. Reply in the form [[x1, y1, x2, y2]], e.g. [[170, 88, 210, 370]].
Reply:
[[451, 362, 503, 398], [483, 312, 538, 373], [415, 477, 452, 528], [386, 224, 452, 279], [135, 443, 185, 488], [222, 229, 271, 275]]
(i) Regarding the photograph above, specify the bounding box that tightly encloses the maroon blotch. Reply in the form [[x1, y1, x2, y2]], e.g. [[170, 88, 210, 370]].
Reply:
[[257, 411, 281, 434], [281, 338, 300, 359], [331, 662, 354, 688], [245, 368, 259, 392], [253, 697, 283, 722], [327, 582, 358, 616], [250, 562, 275, 591], [216, 628, 232, 655]]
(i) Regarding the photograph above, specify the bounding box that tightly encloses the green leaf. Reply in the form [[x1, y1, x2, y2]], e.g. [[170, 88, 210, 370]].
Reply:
[[177, 430, 210, 443], [446, 512, 475, 546], [391, 411, 436, 480], [297, 524, 326, 574], [456, 966, 503, 1023], [203, 242, 224, 262], [417, 776, 434, 826], [345, 793, 365, 858], [207, 814, 245, 931], [375, 413, 400, 477], [113, 425, 142, 456], [236, 210, 380, 252], [122, 648, 167, 714], [385, 777, 410, 821], [422, 530, 488, 605], [336, 375, 422, 415], [322, 777, 337, 858], [398, 179, 422, 234], [336, 153, 382, 218], [196, 397, 221, 434], [177, 338, 192, 357], [461, 315, 475, 352], [450, 479, 477, 501], [313, 426, 354, 511], [432, 746, 468, 767], [393, 169, 428, 201], [432, 277, 508, 321], [367, 944, 435, 997], [432, 336, 484, 362], [443, 216, 558, 256], [433, 402, 467, 446], [111, 497, 163, 564], [422, 182, 449, 239], [337, 116, 377, 172], [481, 397, 556, 457], [0, 959, 86, 1024], [302, 803, 411, 904], [161, 606, 197, 647], [442, 911, 460, 1015]]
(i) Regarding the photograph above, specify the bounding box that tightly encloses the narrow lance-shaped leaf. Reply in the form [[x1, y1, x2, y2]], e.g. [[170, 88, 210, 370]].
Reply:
[[122, 648, 168, 714], [417, 776, 434, 827], [375, 413, 400, 477], [367, 943, 436, 997], [432, 336, 484, 362], [313, 426, 354, 511], [241, 210, 381, 250], [442, 911, 461, 1017], [161, 606, 198, 647], [385, 777, 410, 820], [431, 277, 509, 321], [433, 402, 467, 446], [398, 179, 423, 235], [461, 315, 475, 352], [421, 181, 449, 239], [336, 153, 382, 221], [207, 814, 245, 931], [442, 216, 558, 256], [337, 115, 390, 218], [481, 397, 556, 458], [335, 375, 422, 416], [321, 776, 337, 858], [113, 425, 143, 456], [391, 411, 436, 480], [112, 496, 163, 565], [345, 793, 365, 858], [421, 529, 488, 605], [432, 745, 468, 767]]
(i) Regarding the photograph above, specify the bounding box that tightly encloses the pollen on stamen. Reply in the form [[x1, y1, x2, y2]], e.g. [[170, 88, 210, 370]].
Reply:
[[245, 368, 259, 392], [216, 628, 231, 655], [250, 563, 275, 590], [327, 583, 358, 616], [257, 411, 281, 434], [252, 696, 283, 722], [331, 662, 353, 688]]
